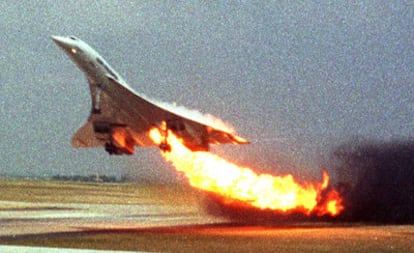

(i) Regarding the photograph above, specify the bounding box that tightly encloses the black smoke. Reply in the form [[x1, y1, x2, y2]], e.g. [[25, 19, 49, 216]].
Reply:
[[331, 139, 414, 224]]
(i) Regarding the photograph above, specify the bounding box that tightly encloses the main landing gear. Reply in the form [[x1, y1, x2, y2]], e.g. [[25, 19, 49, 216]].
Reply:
[[92, 84, 102, 114], [159, 142, 171, 153], [159, 121, 172, 152]]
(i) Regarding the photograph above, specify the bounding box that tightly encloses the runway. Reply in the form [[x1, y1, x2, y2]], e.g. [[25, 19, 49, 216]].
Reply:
[[0, 200, 221, 237], [0, 179, 413, 252]]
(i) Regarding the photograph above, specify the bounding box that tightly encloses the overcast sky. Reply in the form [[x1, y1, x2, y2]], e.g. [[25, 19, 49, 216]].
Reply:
[[1, 1, 413, 183]]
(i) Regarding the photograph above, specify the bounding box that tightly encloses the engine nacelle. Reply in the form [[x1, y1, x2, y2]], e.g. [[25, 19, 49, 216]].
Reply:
[[93, 121, 112, 134], [93, 122, 135, 155], [105, 142, 133, 155], [110, 126, 134, 155]]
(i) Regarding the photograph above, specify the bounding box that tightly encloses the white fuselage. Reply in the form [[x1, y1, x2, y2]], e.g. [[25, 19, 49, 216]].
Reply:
[[52, 36, 125, 85], [52, 36, 129, 114]]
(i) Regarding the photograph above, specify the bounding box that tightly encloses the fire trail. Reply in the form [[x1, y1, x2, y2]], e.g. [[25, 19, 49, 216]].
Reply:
[[149, 128, 344, 217]]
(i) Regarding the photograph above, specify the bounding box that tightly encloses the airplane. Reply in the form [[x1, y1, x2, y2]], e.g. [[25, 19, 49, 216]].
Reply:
[[51, 35, 249, 155]]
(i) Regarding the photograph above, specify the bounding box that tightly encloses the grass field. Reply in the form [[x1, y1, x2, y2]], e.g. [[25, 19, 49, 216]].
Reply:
[[1, 178, 413, 252], [0, 178, 198, 205]]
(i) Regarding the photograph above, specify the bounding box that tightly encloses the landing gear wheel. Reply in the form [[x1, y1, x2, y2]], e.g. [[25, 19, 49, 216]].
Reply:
[[159, 142, 171, 152]]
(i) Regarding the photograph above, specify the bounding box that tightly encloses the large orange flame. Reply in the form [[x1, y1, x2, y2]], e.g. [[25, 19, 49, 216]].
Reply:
[[149, 128, 344, 216]]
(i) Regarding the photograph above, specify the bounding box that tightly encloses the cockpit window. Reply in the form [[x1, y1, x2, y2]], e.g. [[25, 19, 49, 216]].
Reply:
[[70, 36, 77, 40]]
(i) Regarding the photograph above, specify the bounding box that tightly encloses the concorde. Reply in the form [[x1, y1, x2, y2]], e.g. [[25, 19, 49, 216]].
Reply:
[[52, 36, 249, 155]]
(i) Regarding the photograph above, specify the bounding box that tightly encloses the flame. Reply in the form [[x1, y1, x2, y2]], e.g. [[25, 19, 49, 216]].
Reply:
[[149, 128, 344, 216]]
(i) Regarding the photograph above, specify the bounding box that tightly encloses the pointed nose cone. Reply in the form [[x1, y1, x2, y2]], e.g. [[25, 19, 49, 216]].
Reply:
[[50, 35, 61, 42], [51, 35, 67, 49]]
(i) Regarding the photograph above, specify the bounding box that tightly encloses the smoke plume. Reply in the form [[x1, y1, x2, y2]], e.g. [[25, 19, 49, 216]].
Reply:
[[331, 139, 414, 224]]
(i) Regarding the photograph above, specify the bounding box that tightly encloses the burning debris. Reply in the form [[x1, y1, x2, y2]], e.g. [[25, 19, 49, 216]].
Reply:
[[149, 128, 344, 219]]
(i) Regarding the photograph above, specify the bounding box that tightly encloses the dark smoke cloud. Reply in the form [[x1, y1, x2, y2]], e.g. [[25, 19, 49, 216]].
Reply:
[[331, 139, 414, 224]]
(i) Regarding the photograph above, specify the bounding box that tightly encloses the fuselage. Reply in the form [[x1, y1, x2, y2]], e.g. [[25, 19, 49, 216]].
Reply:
[[52, 36, 125, 86], [52, 35, 132, 115]]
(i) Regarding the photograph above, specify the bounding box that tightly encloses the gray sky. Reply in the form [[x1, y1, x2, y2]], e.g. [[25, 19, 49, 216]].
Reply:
[[1, 1, 413, 183]]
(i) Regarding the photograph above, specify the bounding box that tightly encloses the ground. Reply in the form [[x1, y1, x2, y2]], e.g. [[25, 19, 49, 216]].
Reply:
[[0, 179, 413, 252]]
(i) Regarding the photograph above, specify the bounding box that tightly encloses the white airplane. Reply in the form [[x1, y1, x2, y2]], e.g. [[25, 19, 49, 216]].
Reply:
[[51, 36, 249, 155]]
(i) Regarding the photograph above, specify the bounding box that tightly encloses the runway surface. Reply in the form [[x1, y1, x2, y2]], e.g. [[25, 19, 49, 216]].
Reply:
[[0, 200, 222, 237], [0, 179, 413, 252]]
